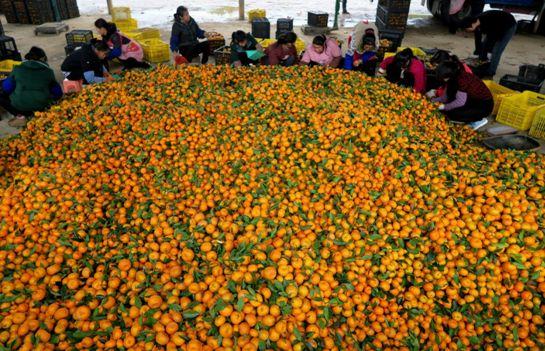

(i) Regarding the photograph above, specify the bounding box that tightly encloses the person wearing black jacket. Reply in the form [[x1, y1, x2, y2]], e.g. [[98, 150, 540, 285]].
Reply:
[[461, 10, 517, 77], [61, 41, 111, 84], [169, 6, 209, 64]]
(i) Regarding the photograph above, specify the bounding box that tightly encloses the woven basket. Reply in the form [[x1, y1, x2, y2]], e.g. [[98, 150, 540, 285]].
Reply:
[[214, 46, 231, 65]]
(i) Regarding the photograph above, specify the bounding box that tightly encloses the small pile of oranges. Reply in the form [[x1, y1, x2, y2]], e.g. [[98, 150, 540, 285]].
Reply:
[[0, 65, 544, 351]]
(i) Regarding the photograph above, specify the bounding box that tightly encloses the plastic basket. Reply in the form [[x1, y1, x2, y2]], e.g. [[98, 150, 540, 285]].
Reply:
[[496, 91, 545, 131], [115, 18, 138, 33], [385, 46, 427, 60], [140, 39, 170, 63], [248, 9, 266, 22], [213, 46, 231, 65], [66, 30, 93, 46], [112, 7, 131, 21], [483, 80, 516, 115], [529, 108, 545, 140], [125, 27, 161, 41], [259, 38, 306, 54], [0, 59, 22, 73]]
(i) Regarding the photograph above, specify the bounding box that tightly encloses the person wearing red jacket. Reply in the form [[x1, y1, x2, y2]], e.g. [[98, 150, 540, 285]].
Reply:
[[378, 48, 426, 93], [264, 32, 299, 66]]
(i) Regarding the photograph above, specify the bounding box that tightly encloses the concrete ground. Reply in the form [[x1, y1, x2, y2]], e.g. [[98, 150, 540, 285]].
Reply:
[[1, 13, 545, 150]]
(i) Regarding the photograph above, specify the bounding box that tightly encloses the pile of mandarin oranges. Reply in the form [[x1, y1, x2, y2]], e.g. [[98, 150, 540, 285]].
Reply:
[[0, 66, 544, 351]]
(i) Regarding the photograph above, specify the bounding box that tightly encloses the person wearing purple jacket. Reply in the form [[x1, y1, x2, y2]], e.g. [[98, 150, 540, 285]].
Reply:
[[433, 61, 493, 130]]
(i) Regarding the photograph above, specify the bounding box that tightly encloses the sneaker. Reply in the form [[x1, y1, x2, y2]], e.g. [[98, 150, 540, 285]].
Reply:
[[469, 118, 488, 130], [8, 115, 27, 128]]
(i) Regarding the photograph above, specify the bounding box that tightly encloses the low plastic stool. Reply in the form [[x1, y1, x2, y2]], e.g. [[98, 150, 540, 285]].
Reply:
[[63, 79, 82, 94]]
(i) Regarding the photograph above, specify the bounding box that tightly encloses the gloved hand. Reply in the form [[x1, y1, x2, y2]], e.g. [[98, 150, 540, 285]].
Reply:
[[425, 89, 437, 99]]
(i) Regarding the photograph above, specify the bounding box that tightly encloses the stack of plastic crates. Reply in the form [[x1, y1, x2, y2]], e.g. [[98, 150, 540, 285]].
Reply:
[[140, 39, 170, 63]]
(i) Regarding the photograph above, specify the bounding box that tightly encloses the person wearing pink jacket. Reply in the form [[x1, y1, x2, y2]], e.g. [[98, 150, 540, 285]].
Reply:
[[300, 35, 342, 68], [378, 48, 426, 93]]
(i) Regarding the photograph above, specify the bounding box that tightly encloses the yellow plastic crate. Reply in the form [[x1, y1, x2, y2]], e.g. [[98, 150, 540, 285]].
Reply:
[[529, 108, 545, 140], [0, 59, 22, 73], [385, 47, 427, 60], [125, 27, 161, 41], [259, 38, 306, 54], [496, 91, 545, 131], [248, 9, 266, 22], [483, 80, 516, 115], [112, 7, 131, 21], [140, 39, 170, 63], [115, 18, 138, 33]]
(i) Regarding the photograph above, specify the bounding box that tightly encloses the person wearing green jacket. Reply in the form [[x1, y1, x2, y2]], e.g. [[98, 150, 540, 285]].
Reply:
[[0, 47, 62, 128]]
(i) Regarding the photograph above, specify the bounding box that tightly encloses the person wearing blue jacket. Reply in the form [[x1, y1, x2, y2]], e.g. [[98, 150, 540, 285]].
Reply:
[[0, 47, 62, 128], [170, 6, 209, 64]]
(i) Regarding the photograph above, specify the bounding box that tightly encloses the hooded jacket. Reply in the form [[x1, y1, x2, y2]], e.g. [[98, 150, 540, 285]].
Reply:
[[2, 60, 61, 112]]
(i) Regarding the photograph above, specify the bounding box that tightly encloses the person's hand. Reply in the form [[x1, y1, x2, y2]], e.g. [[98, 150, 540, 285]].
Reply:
[[377, 68, 386, 77], [353, 60, 361, 67], [425, 89, 437, 99], [438, 104, 445, 111]]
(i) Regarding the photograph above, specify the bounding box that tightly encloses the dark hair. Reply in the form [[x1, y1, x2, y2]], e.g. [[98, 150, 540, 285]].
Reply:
[[25, 46, 47, 62], [312, 35, 326, 46], [175, 6, 188, 20], [94, 18, 117, 37], [430, 50, 451, 65], [93, 40, 110, 53], [277, 32, 297, 45], [436, 61, 461, 102], [232, 30, 247, 44], [94, 18, 108, 29], [395, 48, 414, 67], [386, 48, 415, 86], [460, 16, 477, 29]]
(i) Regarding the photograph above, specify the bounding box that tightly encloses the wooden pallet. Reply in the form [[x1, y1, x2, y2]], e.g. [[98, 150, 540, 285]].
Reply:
[[34, 22, 69, 36]]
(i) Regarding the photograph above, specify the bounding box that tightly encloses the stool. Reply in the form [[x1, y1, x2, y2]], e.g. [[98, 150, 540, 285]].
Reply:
[[63, 79, 82, 94], [174, 55, 189, 66]]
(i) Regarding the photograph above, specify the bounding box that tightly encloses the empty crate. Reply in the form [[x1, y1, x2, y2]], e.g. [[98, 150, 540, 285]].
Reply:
[[66, 30, 93, 46], [115, 18, 138, 33], [308, 11, 328, 28], [248, 9, 266, 22], [277, 18, 293, 32], [500, 74, 544, 93], [140, 39, 170, 63], [518, 64, 545, 82], [0, 35, 21, 61], [252, 18, 270, 39], [496, 91, 545, 130], [112, 7, 131, 21], [125, 27, 161, 41]]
